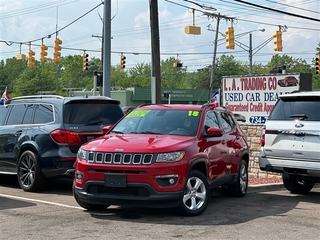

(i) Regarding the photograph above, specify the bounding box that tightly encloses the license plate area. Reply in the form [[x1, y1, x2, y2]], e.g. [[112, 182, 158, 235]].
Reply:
[[104, 174, 127, 188]]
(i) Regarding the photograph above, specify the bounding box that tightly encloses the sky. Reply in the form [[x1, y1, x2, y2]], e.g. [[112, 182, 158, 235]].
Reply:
[[0, 0, 319, 72]]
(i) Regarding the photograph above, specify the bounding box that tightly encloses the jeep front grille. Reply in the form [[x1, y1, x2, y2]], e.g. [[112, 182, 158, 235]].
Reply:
[[87, 152, 155, 165]]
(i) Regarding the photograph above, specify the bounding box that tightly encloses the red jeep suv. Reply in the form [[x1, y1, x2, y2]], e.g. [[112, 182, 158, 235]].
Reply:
[[73, 103, 249, 216]]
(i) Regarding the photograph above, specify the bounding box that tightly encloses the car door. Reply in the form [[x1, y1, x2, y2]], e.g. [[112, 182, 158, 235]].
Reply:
[[217, 111, 238, 175], [0, 104, 33, 173], [200, 110, 229, 181]]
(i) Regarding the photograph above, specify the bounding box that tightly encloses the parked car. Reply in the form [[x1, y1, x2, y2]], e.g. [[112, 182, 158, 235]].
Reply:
[[73, 103, 250, 216], [0, 95, 124, 192], [259, 91, 320, 194], [121, 106, 136, 114], [277, 76, 299, 87]]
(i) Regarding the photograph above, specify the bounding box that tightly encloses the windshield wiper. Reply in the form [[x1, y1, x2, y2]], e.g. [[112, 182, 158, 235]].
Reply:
[[137, 131, 163, 135], [289, 114, 308, 120], [85, 120, 103, 126], [111, 130, 124, 134]]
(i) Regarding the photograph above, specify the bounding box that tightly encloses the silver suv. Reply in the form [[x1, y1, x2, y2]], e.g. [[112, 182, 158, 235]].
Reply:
[[259, 91, 320, 194]]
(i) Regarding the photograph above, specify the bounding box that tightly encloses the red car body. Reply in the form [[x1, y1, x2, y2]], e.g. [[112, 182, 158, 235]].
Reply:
[[278, 76, 299, 87], [74, 103, 249, 216]]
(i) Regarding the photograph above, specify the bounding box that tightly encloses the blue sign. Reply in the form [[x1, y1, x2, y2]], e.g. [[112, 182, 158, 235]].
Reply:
[[249, 116, 267, 124]]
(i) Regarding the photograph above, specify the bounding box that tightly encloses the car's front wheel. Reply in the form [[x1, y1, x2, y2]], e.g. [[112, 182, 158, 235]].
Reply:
[[178, 170, 210, 216], [73, 183, 110, 211], [17, 150, 47, 192], [282, 173, 314, 194]]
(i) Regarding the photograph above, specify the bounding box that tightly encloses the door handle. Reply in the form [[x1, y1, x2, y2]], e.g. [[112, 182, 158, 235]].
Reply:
[[14, 130, 22, 136]]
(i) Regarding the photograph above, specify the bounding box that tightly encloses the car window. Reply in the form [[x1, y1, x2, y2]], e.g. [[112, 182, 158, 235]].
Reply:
[[63, 100, 124, 125], [204, 111, 219, 129], [6, 104, 29, 125], [22, 104, 34, 124], [268, 96, 320, 121], [218, 112, 233, 133], [0, 106, 10, 125], [33, 104, 54, 124]]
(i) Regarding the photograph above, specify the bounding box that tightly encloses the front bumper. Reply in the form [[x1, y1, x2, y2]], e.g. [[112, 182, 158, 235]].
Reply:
[[74, 181, 184, 208]]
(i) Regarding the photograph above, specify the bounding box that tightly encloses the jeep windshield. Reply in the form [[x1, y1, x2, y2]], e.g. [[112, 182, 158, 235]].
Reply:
[[111, 109, 200, 136]]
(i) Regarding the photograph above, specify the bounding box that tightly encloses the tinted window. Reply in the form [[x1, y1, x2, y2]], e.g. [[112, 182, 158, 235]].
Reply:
[[0, 106, 10, 125], [63, 100, 124, 125], [268, 96, 320, 121], [33, 104, 54, 124], [22, 104, 34, 124], [218, 112, 233, 132], [6, 104, 28, 125], [204, 111, 219, 128]]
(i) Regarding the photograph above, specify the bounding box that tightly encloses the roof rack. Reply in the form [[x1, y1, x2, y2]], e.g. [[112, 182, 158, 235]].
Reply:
[[10, 95, 65, 101]]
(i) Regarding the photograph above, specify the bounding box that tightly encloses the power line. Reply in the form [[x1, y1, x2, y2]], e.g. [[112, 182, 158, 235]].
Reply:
[[234, 0, 320, 22]]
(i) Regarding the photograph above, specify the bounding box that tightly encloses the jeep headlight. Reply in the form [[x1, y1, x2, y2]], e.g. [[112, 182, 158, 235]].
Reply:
[[77, 148, 88, 161], [156, 151, 185, 163]]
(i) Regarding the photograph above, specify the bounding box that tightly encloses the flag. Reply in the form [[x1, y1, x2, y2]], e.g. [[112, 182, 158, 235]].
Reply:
[[210, 89, 220, 106], [0, 87, 10, 105]]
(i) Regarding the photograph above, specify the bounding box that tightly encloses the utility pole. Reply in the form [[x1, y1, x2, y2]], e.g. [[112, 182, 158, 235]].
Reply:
[[203, 12, 235, 101], [102, 0, 111, 97], [249, 33, 253, 75], [149, 0, 161, 104], [209, 14, 220, 100]]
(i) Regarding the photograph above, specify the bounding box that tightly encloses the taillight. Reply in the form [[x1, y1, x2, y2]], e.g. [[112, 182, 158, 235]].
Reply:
[[260, 125, 266, 147], [50, 129, 81, 144]]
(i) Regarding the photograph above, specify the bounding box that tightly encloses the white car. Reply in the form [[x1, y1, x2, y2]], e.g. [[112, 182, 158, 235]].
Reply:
[[259, 91, 320, 194]]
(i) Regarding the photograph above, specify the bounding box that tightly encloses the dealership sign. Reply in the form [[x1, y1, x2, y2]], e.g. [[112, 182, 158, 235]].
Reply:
[[222, 74, 300, 124]]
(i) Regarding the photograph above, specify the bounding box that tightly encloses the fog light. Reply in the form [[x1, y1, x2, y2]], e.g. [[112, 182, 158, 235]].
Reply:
[[76, 170, 84, 183], [169, 178, 175, 184], [155, 174, 178, 186]]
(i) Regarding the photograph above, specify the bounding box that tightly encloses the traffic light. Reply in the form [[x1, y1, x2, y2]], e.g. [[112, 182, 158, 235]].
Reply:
[[316, 54, 320, 74], [173, 61, 182, 67], [82, 53, 89, 71], [120, 55, 126, 69], [225, 27, 235, 49], [27, 50, 35, 67], [40, 44, 48, 62], [53, 38, 62, 63], [273, 30, 282, 51]]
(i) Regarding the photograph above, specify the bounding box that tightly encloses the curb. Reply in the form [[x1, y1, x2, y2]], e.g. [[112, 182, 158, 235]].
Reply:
[[247, 183, 285, 193]]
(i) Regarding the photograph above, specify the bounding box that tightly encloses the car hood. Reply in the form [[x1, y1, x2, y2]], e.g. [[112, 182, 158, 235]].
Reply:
[[82, 134, 195, 153]]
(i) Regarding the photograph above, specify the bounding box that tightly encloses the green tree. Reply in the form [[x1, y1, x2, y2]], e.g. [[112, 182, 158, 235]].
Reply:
[[13, 60, 57, 96]]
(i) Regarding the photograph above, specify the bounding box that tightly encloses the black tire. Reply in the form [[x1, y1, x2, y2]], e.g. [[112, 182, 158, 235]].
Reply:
[[282, 173, 314, 194], [73, 183, 110, 211], [17, 150, 47, 192], [178, 170, 210, 216], [228, 159, 248, 197]]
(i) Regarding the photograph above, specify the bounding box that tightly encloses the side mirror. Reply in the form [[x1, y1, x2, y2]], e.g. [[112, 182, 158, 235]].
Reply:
[[234, 113, 246, 122], [206, 127, 223, 137], [102, 125, 112, 134]]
